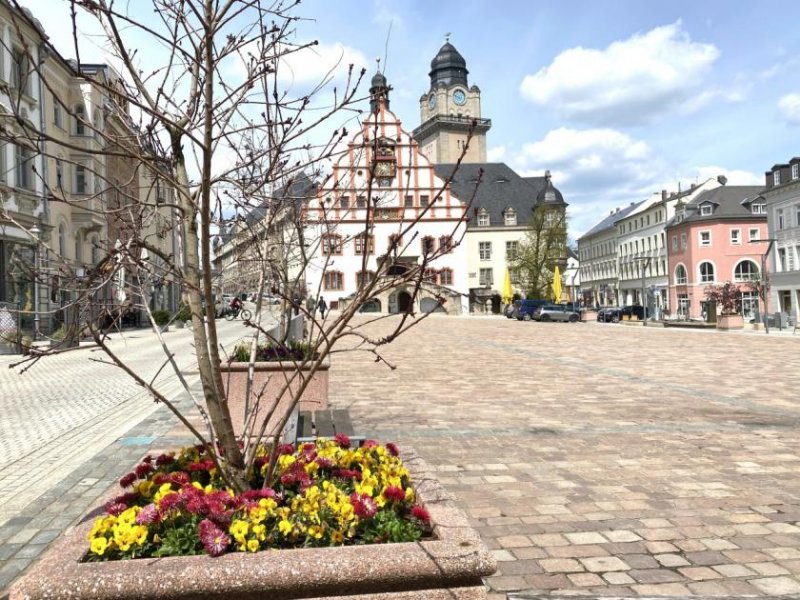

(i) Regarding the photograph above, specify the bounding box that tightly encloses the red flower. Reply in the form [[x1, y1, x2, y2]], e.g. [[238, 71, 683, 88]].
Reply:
[[350, 493, 377, 519], [119, 472, 137, 488], [332, 469, 361, 480], [334, 433, 351, 449], [142, 455, 153, 464], [315, 457, 334, 470], [385, 442, 400, 457], [383, 486, 405, 503], [135, 462, 153, 478], [155, 454, 175, 466], [158, 492, 182, 512], [411, 505, 430, 523], [105, 502, 127, 516], [362, 439, 378, 450], [198, 519, 230, 557]]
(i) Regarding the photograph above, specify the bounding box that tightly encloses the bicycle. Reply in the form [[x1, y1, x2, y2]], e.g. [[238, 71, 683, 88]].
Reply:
[[225, 307, 252, 321]]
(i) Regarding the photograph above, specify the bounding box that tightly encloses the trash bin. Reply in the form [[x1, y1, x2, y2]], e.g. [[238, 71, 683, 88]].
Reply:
[[775, 312, 789, 330]]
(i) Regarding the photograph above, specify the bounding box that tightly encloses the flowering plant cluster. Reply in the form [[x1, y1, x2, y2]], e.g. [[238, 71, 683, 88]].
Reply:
[[86, 437, 431, 560], [230, 340, 314, 363]]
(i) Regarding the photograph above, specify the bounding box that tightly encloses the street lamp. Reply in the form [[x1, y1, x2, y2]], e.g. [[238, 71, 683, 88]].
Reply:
[[749, 238, 777, 334], [631, 256, 652, 326], [29, 223, 41, 340]]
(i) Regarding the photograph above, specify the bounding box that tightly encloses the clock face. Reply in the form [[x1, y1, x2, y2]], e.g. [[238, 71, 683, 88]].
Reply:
[[374, 161, 396, 178], [453, 89, 466, 105], [428, 94, 436, 109]]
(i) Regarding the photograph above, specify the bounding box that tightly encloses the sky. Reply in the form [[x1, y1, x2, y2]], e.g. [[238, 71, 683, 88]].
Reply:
[[20, 0, 800, 238]]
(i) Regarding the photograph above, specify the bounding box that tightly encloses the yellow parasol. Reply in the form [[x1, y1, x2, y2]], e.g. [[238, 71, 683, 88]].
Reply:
[[552, 265, 562, 303], [502, 268, 513, 304]]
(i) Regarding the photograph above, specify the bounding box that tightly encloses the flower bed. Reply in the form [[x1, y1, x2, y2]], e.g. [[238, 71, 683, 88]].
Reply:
[[87, 438, 429, 560], [11, 446, 496, 599]]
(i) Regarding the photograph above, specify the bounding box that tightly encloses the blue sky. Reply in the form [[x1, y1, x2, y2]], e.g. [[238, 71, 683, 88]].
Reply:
[[24, 0, 800, 237]]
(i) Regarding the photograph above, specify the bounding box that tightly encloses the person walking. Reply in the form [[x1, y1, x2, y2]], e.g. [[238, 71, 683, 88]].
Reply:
[[306, 295, 316, 315], [317, 296, 327, 319]]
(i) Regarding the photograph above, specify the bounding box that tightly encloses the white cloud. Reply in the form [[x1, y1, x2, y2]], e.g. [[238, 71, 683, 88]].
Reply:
[[519, 22, 720, 126], [692, 166, 762, 186], [487, 145, 507, 162], [778, 93, 800, 125]]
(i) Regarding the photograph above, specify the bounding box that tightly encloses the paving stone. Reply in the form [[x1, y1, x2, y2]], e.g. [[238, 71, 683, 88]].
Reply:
[[622, 554, 659, 569], [687, 580, 734, 596], [628, 568, 686, 584], [567, 573, 605, 587], [497, 559, 544, 576], [602, 571, 635, 585], [643, 540, 678, 554], [678, 566, 723, 580], [521, 574, 570, 590], [539, 558, 584, 573], [750, 576, 800, 594], [491, 549, 516, 562], [747, 561, 791, 576], [712, 563, 757, 577], [700, 537, 739, 550], [497, 535, 531, 549], [601, 529, 641, 543], [564, 532, 607, 545], [529, 533, 569, 547], [580, 556, 630, 573], [654, 553, 690, 567], [631, 582, 691, 595], [684, 550, 730, 566], [511, 547, 547, 560], [546, 545, 608, 558]]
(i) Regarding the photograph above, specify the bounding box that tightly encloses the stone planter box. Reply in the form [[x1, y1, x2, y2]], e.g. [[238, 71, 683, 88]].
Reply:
[[220, 360, 329, 438], [581, 309, 597, 322], [10, 449, 496, 600], [716, 314, 744, 330]]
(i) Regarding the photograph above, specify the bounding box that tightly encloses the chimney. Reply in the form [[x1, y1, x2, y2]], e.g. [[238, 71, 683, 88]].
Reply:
[[717, 175, 728, 185], [690, 183, 696, 191], [661, 189, 667, 201]]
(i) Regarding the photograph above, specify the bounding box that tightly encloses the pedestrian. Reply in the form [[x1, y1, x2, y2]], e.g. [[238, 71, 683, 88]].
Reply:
[[306, 295, 315, 315], [291, 292, 300, 316], [317, 296, 327, 319]]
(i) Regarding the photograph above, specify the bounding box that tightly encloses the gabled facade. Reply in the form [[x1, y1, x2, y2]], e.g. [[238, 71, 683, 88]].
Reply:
[[666, 186, 767, 320], [763, 158, 800, 319], [304, 72, 470, 315]]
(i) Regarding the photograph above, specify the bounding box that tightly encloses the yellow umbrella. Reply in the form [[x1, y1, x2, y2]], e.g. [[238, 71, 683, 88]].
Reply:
[[552, 265, 562, 303], [502, 268, 513, 304]]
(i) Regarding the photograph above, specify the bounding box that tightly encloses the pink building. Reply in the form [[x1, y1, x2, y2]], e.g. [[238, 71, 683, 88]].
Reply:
[[666, 186, 768, 321]]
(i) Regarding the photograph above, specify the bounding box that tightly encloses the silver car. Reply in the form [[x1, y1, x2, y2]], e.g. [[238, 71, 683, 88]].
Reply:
[[533, 304, 581, 323]]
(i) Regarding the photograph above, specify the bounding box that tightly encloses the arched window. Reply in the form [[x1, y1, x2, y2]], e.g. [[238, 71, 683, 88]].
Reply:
[[504, 208, 517, 226], [74, 231, 83, 263], [675, 264, 687, 285], [90, 236, 99, 265], [734, 260, 759, 282], [699, 261, 715, 283]]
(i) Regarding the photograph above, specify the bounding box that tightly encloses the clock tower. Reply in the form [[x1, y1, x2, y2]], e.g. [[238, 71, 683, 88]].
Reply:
[[412, 39, 491, 164]]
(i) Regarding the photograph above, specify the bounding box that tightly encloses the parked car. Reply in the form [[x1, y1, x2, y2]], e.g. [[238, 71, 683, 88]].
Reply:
[[597, 306, 621, 323], [516, 299, 548, 321], [505, 300, 521, 319], [534, 304, 581, 322]]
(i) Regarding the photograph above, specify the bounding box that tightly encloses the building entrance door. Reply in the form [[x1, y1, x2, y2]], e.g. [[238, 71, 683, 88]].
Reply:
[[397, 291, 413, 313]]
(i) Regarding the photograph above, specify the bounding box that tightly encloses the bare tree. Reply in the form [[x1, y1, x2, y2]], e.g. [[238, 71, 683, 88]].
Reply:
[[512, 204, 568, 299], [3, 0, 475, 491]]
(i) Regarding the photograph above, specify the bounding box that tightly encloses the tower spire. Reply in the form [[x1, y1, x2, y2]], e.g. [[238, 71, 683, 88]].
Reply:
[[369, 58, 391, 113]]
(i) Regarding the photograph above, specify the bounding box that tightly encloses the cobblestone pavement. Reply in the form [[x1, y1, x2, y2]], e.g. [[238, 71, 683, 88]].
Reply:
[[329, 317, 800, 598], [0, 310, 274, 592], [2, 314, 799, 597]]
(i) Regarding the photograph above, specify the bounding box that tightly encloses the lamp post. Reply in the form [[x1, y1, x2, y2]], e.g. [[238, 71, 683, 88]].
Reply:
[[631, 256, 652, 326], [750, 238, 777, 334], [29, 223, 41, 340]]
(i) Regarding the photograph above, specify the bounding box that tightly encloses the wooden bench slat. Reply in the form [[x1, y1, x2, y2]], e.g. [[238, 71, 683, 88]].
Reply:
[[315, 410, 336, 437], [331, 409, 355, 436]]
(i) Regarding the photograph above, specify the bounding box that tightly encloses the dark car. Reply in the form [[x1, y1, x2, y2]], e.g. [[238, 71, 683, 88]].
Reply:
[[516, 299, 548, 321], [597, 306, 620, 323]]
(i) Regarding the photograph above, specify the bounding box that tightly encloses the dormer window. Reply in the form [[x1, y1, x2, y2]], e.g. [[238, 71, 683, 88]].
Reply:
[[774, 170, 781, 186], [700, 204, 713, 216], [793, 164, 799, 180], [504, 208, 517, 226], [477, 208, 490, 227], [752, 202, 766, 215]]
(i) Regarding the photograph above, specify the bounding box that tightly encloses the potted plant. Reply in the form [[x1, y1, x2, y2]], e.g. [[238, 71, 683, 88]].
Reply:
[[6, 1, 493, 597], [173, 302, 192, 329], [704, 281, 744, 330]]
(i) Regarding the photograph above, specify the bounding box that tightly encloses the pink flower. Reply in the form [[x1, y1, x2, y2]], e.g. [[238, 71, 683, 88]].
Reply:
[[385, 442, 400, 457], [411, 505, 430, 524], [119, 472, 137, 488], [334, 433, 351, 449], [332, 469, 361, 480], [136, 503, 160, 524], [105, 502, 127, 516], [350, 493, 377, 519], [157, 492, 182, 512], [362, 439, 378, 450], [315, 457, 333, 470], [198, 519, 230, 557], [383, 486, 405, 503]]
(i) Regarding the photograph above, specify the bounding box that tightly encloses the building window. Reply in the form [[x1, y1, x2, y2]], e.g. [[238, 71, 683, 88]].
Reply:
[[505, 241, 518, 260], [74, 232, 83, 264], [324, 271, 343, 290], [15, 145, 34, 190], [75, 165, 87, 195], [675, 264, 687, 285], [339, 195, 349, 209], [699, 231, 711, 247], [477, 209, 490, 227], [439, 236, 452, 253], [700, 204, 712, 216], [321, 234, 342, 255], [680, 233, 687, 249], [421, 236, 435, 255], [793, 164, 799, 180], [671, 235, 678, 251], [699, 261, 715, 283], [90, 236, 99, 265], [774, 170, 781, 186], [356, 195, 366, 208], [355, 234, 374, 255], [423, 268, 438, 283], [677, 294, 689, 318], [777, 209, 785, 230], [440, 268, 453, 285], [58, 223, 67, 257], [777, 247, 787, 271], [730, 229, 741, 245], [749, 228, 760, 242], [53, 95, 63, 128], [11, 47, 29, 95], [420, 195, 430, 208], [479, 268, 493, 286], [75, 105, 87, 136], [734, 260, 759, 282], [752, 202, 766, 214], [56, 159, 64, 188], [504, 208, 517, 226], [479, 241, 492, 260], [356, 270, 376, 287]]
